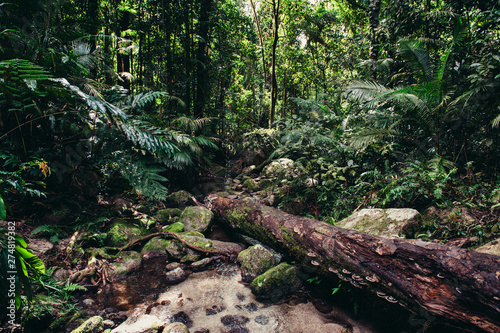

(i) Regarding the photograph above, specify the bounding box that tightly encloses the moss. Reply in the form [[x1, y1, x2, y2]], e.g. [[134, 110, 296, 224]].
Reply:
[[70, 316, 103, 333], [179, 206, 214, 233], [165, 222, 185, 233], [141, 237, 169, 254], [180, 254, 201, 263], [250, 262, 301, 299], [106, 219, 149, 247], [156, 208, 183, 222], [110, 251, 142, 276], [243, 178, 258, 191]]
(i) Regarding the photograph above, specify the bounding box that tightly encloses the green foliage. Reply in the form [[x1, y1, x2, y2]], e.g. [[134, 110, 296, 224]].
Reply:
[[0, 227, 45, 309]]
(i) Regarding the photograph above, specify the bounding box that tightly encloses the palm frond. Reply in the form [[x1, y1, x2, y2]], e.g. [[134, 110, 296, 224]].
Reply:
[[345, 80, 394, 104], [120, 120, 179, 159], [173, 116, 216, 133], [131, 91, 169, 110], [349, 128, 399, 150], [397, 41, 434, 82]]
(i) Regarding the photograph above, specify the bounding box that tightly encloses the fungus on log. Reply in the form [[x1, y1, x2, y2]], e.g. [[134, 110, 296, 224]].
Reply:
[[206, 195, 500, 333]]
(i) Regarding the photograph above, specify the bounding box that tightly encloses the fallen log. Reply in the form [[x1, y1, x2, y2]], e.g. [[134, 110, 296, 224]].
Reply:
[[206, 195, 500, 333]]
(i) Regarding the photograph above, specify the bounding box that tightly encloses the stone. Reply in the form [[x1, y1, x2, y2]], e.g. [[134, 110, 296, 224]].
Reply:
[[242, 178, 258, 192], [165, 190, 194, 207], [237, 244, 276, 281], [211, 240, 245, 256], [141, 237, 169, 259], [27, 238, 54, 256], [337, 208, 421, 238], [220, 315, 250, 327], [156, 208, 183, 224], [70, 316, 103, 333], [250, 262, 302, 300], [263, 158, 294, 179], [179, 206, 214, 233], [170, 311, 193, 327], [191, 257, 212, 271], [164, 322, 189, 333], [475, 238, 500, 256], [164, 239, 187, 260], [109, 251, 142, 279], [82, 298, 95, 307], [106, 220, 149, 247], [165, 267, 187, 284], [111, 314, 162, 333], [180, 254, 201, 263], [164, 222, 185, 233], [166, 262, 182, 271], [255, 315, 269, 325]]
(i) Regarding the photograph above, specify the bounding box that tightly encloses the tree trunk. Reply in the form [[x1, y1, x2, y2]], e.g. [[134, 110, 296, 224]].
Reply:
[[207, 195, 500, 333], [270, 0, 280, 126], [368, 0, 381, 79], [194, 0, 213, 118]]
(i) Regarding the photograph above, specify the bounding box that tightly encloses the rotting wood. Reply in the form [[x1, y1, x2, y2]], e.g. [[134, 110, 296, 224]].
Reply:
[[206, 194, 500, 333]]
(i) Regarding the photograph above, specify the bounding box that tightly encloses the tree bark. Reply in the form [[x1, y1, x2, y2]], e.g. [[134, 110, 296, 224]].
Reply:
[[207, 195, 500, 333], [270, 0, 280, 126]]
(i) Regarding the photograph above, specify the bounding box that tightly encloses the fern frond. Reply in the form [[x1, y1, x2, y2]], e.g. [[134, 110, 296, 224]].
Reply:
[[349, 128, 399, 150], [173, 116, 216, 133], [120, 120, 179, 159], [345, 80, 394, 105], [131, 91, 169, 110], [397, 41, 434, 82]]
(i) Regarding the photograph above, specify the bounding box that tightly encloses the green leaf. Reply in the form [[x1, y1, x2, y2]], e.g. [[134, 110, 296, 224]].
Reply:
[[0, 195, 6, 220]]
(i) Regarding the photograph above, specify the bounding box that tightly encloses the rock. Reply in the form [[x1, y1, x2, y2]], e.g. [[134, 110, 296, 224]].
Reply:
[[112, 198, 133, 212], [250, 262, 302, 300], [242, 178, 258, 191], [141, 237, 169, 259], [205, 305, 225, 316], [180, 254, 201, 263], [164, 322, 189, 333], [103, 319, 115, 328], [179, 206, 214, 233], [164, 239, 187, 259], [164, 222, 185, 233], [106, 220, 149, 247], [170, 311, 193, 327], [165, 267, 188, 284], [111, 314, 163, 333], [52, 268, 70, 281], [237, 244, 275, 281], [257, 178, 273, 191], [475, 238, 500, 256], [27, 238, 54, 256], [109, 251, 142, 279], [191, 257, 212, 271], [166, 190, 194, 207], [157, 208, 183, 224], [241, 165, 256, 174], [166, 262, 182, 271], [82, 298, 95, 307], [263, 158, 294, 179], [71, 316, 103, 333], [337, 208, 421, 238], [240, 147, 267, 167], [255, 315, 269, 325], [220, 315, 250, 327], [211, 240, 245, 256], [180, 234, 215, 253], [139, 217, 156, 229]]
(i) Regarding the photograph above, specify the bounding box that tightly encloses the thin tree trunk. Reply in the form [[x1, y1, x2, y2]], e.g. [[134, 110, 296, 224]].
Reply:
[[368, 0, 381, 79], [270, 0, 280, 126]]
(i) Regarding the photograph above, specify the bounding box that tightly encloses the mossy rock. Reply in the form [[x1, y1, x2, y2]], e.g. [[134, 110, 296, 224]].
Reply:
[[250, 262, 301, 300], [165, 190, 194, 207], [70, 316, 103, 333], [257, 178, 274, 191], [140, 217, 156, 229], [165, 222, 185, 233], [165, 240, 187, 260], [180, 254, 201, 263], [156, 208, 183, 224], [109, 251, 142, 279], [237, 244, 276, 281], [179, 206, 214, 233], [106, 219, 149, 247], [141, 237, 169, 258], [180, 231, 205, 238], [243, 178, 258, 191], [337, 208, 421, 238], [163, 322, 189, 333], [263, 158, 295, 179], [180, 234, 216, 252]]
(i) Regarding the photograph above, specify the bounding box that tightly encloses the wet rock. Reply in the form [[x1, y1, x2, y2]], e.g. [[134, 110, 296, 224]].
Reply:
[[255, 315, 269, 325], [181, 254, 201, 263], [205, 305, 225, 316], [250, 262, 302, 300], [107, 220, 149, 247], [141, 237, 169, 259], [165, 267, 188, 284], [179, 206, 214, 233], [337, 208, 421, 238], [191, 257, 211, 271], [242, 178, 258, 191], [70, 316, 103, 333], [193, 329, 209, 333], [165, 239, 187, 259], [164, 322, 189, 333], [166, 190, 194, 207], [27, 238, 54, 256], [243, 303, 258, 312], [166, 262, 182, 271], [103, 319, 115, 328], [237, 244, 275, 281], [157, 208, 183, 224], [220, 315, 249, 327], [170, 311, 193, 327], [109, 251, 142, 280], [111, 314, 162, 333]]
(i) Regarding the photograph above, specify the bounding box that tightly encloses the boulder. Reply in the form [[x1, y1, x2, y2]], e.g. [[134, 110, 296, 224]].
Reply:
[[109, 251, 142, 279], [165, 267, 188, 284], [164, 240, 187, 259], [211, 240, 245, 256], [263, 158, 294, 179], [70, 316, 103, 333], [27, 238, 54, 256], [475, 238, 500, 256], [237, 244, 275, 281], [156, 208, 183, 224], [165, 190, 194, 207], [106, 220, 149, 247], [111, 314, 163, 333], [250, 262, 302, 300], [163, 322, 189, 333], [243, 178, 258, 191], [179, 206, 214, 233], [141, 237, 169, 259], [337, 208, 421, 238], [164, 222, 185, 233]]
